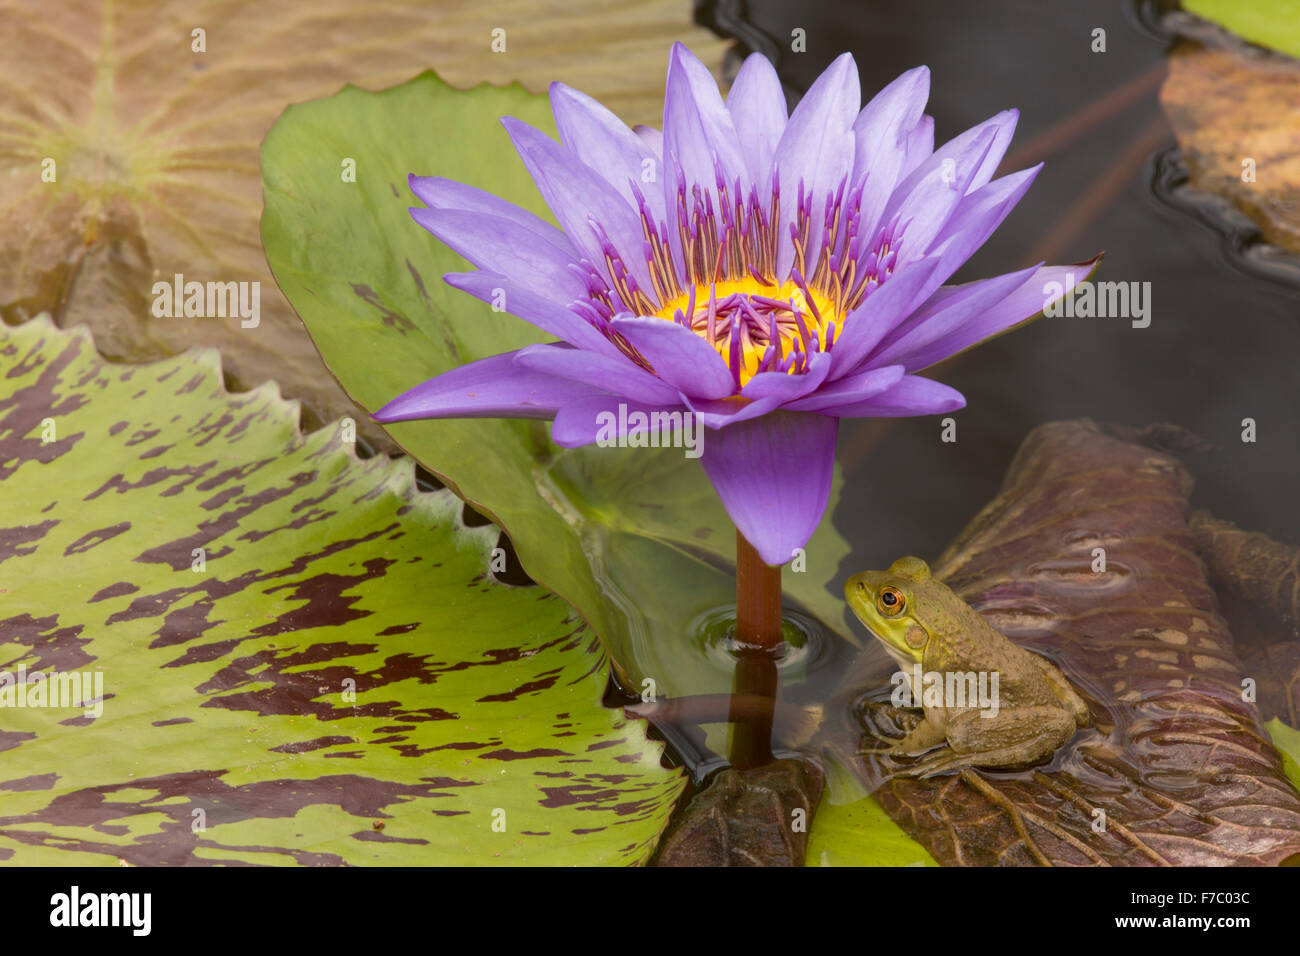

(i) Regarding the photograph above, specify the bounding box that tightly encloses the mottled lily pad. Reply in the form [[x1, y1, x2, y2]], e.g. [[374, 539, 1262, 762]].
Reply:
[[0, 316, 683, 865]]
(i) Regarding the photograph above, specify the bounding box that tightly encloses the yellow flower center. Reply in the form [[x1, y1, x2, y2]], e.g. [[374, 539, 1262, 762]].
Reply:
[[654, 278, 839, 387]]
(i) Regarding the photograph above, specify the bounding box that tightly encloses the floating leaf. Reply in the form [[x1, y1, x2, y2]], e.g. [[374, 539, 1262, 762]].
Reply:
[[0, 0, 727, 446], [1268, 719, 1300, 792], [261, 72, 858, 703], [0, 316, 683, 865], [1160, 36, 1300, 254], [1191, 509, 1300, 631], [1242, 642, 1300, 728], [653, 759, 824, 867], [1182, 0, 1300, 59], [806, 794, 938, 867]]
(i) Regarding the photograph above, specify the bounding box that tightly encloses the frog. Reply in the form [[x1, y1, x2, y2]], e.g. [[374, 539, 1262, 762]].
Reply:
[[844, 556, 1090, 777]]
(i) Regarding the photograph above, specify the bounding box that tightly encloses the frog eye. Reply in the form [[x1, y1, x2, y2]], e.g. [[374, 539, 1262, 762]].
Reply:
[[877, 586, 906, 617]]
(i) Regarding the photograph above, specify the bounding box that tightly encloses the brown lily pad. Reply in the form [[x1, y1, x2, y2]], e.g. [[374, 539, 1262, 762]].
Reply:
[[1240, 642, 1300, 728], [825, 421, 1300, 866], [1187, 510, 1299, 727], [653, 759, 825, 867], [0, 0, 727, 444], [1191, 509, 1300, 633], [1159, 32, 1300, 253]]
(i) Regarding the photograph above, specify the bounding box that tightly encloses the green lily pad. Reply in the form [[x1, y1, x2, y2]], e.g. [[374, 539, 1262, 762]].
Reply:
[[1183, 0, 1300, 59], [806, 795, 939, 867], [0, 315, 683, 865], [261, 71, 857, 703], [1268, 719, 1300, 792]]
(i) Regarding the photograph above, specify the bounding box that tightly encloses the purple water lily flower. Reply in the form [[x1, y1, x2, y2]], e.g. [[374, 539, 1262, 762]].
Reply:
[[375, 44, 1091, 566]]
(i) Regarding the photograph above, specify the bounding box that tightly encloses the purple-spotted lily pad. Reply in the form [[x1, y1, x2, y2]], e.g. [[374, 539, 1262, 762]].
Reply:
[[0, 316, 683, 865]]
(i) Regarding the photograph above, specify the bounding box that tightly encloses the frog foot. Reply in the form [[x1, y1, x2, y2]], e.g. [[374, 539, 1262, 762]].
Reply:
[[891, 742, 1055, 779], [889, 746, 980, 778]]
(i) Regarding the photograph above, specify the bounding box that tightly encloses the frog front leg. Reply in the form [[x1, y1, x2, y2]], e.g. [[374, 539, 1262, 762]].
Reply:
[[894, 706, 1077, 778]]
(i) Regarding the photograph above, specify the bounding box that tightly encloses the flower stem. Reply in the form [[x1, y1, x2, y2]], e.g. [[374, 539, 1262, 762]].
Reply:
[[729, 530, 781, 769], [735, 530, 783, 648]]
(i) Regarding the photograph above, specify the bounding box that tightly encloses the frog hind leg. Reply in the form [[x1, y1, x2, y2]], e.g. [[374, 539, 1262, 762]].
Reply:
[[862, 711, 948, 757], [1027, 653, 1091, 727], [898, 707, 1077, 778]]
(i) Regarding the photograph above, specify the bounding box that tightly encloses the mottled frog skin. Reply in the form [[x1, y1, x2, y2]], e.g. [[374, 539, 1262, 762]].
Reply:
[[845, 557, 1090, 777]]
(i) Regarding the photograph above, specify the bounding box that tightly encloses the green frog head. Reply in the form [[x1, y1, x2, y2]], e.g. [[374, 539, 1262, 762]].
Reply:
[[844, 556, 940, 666]]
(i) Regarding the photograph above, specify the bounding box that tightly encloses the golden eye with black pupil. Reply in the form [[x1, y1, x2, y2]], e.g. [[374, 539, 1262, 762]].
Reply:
[[877, 586, 905, 617]]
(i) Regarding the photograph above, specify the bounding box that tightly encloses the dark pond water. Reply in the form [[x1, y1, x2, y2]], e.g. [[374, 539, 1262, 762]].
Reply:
[[654, 0, 1300, 778]]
